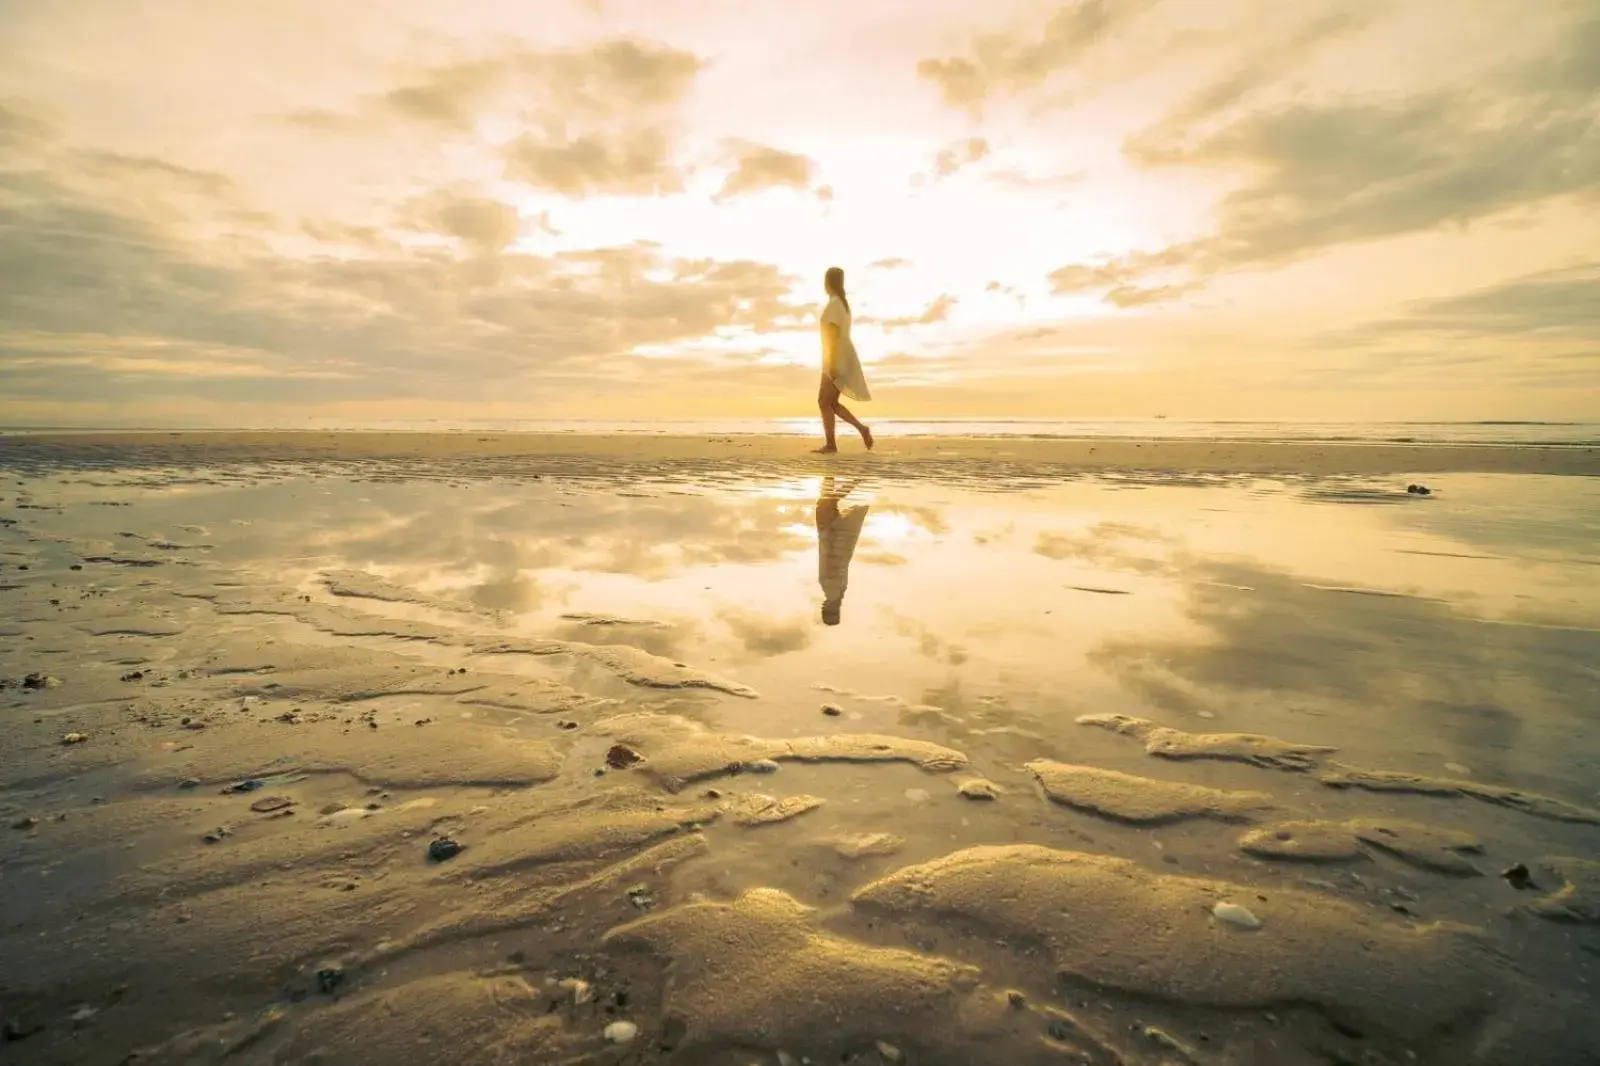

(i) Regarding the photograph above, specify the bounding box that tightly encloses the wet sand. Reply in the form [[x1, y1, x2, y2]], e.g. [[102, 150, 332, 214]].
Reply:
[[1, 433, 1598, 1065]]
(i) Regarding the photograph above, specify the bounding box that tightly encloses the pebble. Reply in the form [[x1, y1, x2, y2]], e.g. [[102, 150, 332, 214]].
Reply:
[[202, 826, 233, 844], [603, 1020, 638, 1044], [821, 703, 843, 717], [876, 1040, 902, 1062], [1503, 863, 1538, 891], [1211, 901, 1262, 930], [427, 836, 464, 862], [316, 967, 345, 995], [1006, 989, 1026, 1009], [605, 744, 644, 770], [178, 778, 201, 790], [250, 796, 293, 814], [10, 815, 39, 831], [61, 732, 88, 745], [559, 977, 592, 1004], [626, 884, 656, 910]]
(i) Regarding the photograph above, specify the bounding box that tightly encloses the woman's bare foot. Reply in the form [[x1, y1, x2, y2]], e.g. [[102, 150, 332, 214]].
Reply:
[[813, 444, 838, 454], [861, 425, 874, 450]]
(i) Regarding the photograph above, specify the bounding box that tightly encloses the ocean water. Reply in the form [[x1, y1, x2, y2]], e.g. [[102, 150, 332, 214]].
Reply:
[[5, 418, 1598, 445]]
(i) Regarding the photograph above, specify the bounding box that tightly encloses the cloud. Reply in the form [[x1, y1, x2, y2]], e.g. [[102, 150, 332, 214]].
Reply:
[[403, 191, 523, 255], [504, 128, 685, 197], [932, 136, 990, 178], [713, 140, 820, 202], [1321, 261, 1600, 346], [0, 97, 56, 149], [862, 295, 957, 330], [1050, 8, 1600, 304], [363, 38, 703, 132], [916, 0, 1154, 108], [0, 149, 802, 414]]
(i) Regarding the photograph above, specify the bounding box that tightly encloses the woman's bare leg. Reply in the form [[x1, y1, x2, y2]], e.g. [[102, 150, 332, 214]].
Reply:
[[816, 376, 840, 453], [833, 401, 873, 449]]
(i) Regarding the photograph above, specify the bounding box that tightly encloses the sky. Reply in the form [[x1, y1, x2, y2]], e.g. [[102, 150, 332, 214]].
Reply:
[[0, 0, 1597, 426]]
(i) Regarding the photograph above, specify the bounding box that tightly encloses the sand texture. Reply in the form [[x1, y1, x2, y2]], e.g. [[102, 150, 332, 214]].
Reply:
[[2, 433, 1598, 1065]]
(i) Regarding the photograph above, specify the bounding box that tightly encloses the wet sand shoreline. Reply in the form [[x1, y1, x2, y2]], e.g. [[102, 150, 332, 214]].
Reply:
[[2, 444, 1597, 1065], [5, 430, 1598, 477]]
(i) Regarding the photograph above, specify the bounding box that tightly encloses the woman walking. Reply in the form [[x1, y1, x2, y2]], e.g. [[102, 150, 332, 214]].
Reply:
[[815, 266, 873, 453]]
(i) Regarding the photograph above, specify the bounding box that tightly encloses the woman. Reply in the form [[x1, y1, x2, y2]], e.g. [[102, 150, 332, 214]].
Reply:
[[815, 266, 873, 453]]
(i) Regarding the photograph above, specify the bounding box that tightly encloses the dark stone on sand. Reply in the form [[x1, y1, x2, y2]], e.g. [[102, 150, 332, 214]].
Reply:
[[249, 795, 292, 814], [316, 967, 345, 995], [223, 779, 264, 794], [120, 670, 145, 682], [821, 703, 843, 717], [428, 837, 464, 862], [22, 672, 58, 690], [606, 743, 645, 770], [1504, 863, 1539, 891], [1406, 484, 1432, 496], [627, 885, 656, 910], [10, 815, 38, 830], [2, 1016, 44, 1042], [178, 778, 200, 790], [201, 827, 232, 844]]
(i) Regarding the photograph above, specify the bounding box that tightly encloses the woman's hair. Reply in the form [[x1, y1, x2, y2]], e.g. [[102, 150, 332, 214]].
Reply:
[[824, 266, 849, 313]]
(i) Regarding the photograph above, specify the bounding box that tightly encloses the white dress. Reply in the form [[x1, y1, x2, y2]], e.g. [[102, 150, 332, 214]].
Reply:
[[820, 296, 871, 402]]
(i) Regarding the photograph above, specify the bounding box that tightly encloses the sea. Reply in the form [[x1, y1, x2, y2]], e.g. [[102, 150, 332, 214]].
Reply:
[[3, 420, 1597, 446]]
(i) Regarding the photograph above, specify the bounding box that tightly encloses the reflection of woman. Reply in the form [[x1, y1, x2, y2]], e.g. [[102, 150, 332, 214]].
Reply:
[[814, 266, 873, 454], [816, 477, 869, 625]]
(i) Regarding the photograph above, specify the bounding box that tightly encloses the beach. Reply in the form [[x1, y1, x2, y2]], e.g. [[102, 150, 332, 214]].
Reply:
[[2, 431, 1598, 1065]]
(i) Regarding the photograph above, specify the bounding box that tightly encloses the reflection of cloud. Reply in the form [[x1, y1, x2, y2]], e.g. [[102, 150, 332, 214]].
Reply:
[[1089, 556, 1600, 781], [1034, 522, 1173, 573], [719, 609, 812, 656], [884, 608, 969, 666]]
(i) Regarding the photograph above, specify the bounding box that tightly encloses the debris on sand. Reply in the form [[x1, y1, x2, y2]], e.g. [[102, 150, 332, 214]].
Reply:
[[24, 672, 61, 690], [201, 827, 233, 844], [606, 744, 644, 770], [1503, 863, 1538, 891], [60, 732, 89, 745], [1025, 760, 1273, 824], [427, 837, 464, 862], [603, 1020, 638, 1044], [1211, 901, 1262, 929]]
